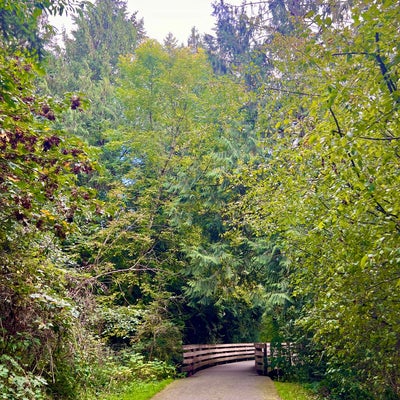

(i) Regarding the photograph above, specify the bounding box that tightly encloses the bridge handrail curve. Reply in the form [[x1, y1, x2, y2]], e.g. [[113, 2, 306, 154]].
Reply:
[[182, 342, 295, 376], [182, 343, 255, 375]]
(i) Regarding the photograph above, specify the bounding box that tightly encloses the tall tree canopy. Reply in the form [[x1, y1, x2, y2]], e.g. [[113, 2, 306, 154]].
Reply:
[[87, 39, 269, 346], [0, 0, 79, 56], [62, 0, 144, 82], [226, 0, 400, 397]]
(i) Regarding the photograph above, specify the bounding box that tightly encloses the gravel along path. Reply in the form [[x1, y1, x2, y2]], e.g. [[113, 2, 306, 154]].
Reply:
[[151, 360, 281, 400]]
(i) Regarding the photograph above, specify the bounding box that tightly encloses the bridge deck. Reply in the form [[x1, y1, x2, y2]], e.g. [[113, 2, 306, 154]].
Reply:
[[151, 360, 281, 400]]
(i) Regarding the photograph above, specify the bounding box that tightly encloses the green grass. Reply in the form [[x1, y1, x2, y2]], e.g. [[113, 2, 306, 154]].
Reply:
[[274, 381, 318, 400], [100, 379, 173, 400]]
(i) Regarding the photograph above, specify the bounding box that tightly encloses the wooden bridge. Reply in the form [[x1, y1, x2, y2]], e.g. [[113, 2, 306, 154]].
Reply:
[[181, 342, 295, 376], [152, 344, 294, 400]]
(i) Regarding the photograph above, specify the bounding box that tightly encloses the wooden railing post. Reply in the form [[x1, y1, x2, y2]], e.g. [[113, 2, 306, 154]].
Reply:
[[263, 342, 269, 375]]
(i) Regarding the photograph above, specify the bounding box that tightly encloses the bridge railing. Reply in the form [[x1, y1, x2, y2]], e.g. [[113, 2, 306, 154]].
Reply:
[[255, 342, 297, 376], [182, 342, 296, 376], [182, 343, 255, 375], [255, 342, 270, 375]]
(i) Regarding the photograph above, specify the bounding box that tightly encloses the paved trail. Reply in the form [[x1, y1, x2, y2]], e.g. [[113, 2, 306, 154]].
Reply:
[[151, 360, 281, 400]]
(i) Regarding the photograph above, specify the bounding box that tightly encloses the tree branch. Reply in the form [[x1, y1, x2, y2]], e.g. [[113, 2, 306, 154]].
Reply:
[[332, 52, 370, 57], [374, 32, 397, 96], [263, 86, 320, 97], [359, 135, 400, 141], [328, 107, 399, 227], [329, 107, 359, 174], [332, 36, 398, 102]]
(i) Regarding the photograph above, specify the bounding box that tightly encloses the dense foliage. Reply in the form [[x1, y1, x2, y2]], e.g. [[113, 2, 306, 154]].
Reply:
[[0, 0, 399, 399], [0, 1, 101, 399], [221, 0, 400, 398]]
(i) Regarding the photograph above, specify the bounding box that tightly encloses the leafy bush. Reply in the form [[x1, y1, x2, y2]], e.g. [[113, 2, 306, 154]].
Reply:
[[95, 306, 145, 347], [117, 351, 177, 381], [0, 355, 47, 400], [85, 348, 177, 398], [0, 254, 80, 399], [132, 301, 183, 363]]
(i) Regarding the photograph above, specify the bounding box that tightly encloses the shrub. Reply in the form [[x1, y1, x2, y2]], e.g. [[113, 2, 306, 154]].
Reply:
[[0, 355, 47, 400]]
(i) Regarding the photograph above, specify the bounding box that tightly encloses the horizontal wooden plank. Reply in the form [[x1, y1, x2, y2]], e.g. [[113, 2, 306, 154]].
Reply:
[[183, 348, 254, 360], [183, 345, 255, 351], [183, 350, 255, 365], [183, 355, 253, 362], [183, 343, 253, 349], [183, 348, 253, 355], [183, 345, 253, 352], [182, 354, 254, 372]]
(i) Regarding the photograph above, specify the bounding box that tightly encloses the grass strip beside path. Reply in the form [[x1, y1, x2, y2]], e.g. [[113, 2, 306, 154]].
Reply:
[[101, 379, 173, 400], [274, 381, 318, 400]]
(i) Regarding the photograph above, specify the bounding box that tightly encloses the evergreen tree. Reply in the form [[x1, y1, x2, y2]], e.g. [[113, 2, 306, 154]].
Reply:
[[44, 0, 144, 196], [187, 27, 202, 53], [84, 39, 271, 346], [65, 0, 144, 81]]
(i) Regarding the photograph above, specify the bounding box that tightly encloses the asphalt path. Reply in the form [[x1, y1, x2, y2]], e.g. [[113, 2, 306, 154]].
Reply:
[[151, 360, 281, 400]]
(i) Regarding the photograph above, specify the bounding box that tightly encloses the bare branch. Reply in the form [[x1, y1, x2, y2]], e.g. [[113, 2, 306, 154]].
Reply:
[[359, 136, 400, 141], [332, 52, 370, 57], [263, 86, 320, 97]]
